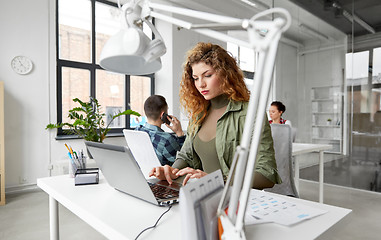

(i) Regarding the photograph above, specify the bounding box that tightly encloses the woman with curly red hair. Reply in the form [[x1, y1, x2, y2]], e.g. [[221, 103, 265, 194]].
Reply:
[[149, 42, 281, 189]]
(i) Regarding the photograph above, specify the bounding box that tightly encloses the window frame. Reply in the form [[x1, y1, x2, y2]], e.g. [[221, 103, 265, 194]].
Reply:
[[55, 0, 155, 139]]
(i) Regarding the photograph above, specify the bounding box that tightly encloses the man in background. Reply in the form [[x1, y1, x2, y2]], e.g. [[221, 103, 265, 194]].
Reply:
[[136, 95, 186, 166]]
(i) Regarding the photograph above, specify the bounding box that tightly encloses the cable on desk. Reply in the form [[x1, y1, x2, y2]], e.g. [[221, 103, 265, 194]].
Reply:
[[135, 205, 172, 240]]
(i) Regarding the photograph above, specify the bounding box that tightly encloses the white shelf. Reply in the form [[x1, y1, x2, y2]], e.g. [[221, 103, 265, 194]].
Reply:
[[312, 85, 340, 89], [312, 112, 339, 115], [312, 125, 340, 128], [311, 85, 343, 154], [311, 98, 334, 102], [325, 151, 342, 154], [312, 137, 341, 141]]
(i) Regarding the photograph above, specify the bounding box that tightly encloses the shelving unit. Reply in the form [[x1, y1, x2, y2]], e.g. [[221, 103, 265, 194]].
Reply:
[[311, 85, 343, 154], [0, 81, 4, 205]]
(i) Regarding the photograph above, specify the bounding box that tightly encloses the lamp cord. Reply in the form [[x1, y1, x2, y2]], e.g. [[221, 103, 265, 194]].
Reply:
[[134, 205, 172, 240]]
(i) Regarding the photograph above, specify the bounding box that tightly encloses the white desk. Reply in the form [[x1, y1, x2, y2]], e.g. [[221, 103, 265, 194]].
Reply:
[[292, 143, 332, 203], [37, 174, 350, 240]]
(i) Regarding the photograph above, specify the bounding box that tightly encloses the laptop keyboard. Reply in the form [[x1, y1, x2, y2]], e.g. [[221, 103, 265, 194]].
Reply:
[[148, 182, 180, 199]]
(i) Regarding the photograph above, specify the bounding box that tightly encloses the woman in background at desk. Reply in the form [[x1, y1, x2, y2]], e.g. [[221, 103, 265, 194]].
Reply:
[[149, 42, 281, 189], [269, 101, 292, 126]]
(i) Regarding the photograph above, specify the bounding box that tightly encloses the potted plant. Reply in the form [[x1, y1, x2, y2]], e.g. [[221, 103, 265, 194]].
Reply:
[[46, 97, 140, 143], [326, 118, 332, 125]]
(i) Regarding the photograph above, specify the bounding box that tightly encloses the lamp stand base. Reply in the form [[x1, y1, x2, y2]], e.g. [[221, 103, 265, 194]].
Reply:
[[218, 214, 246, 240]]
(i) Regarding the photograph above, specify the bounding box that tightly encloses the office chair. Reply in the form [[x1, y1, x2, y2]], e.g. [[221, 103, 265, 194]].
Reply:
[[291, 127, 297, 142], [265, 124, 299, 197]]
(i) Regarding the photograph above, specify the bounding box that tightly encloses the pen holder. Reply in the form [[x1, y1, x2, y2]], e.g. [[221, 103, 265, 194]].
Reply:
[[68, 156, 88, 178], [69, 159, 76, 178], [74, 168, 99, 186]]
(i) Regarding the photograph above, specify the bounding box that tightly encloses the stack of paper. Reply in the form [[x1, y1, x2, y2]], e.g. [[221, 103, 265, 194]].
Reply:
[[245, 189, 327, 226]]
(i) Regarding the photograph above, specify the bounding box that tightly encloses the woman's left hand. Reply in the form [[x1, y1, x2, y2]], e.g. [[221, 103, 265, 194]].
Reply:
[[176, 167, 207, 185]]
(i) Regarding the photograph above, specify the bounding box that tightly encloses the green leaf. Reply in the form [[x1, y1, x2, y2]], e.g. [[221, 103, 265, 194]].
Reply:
[[46, 96, 141, 143], [112, 109, 141, 119]]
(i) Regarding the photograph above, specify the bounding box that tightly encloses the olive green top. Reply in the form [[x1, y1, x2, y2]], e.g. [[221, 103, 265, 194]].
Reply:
[[193, 136, 220, 173], [173, 99, 281, 184], [193, 94, 229, 174]]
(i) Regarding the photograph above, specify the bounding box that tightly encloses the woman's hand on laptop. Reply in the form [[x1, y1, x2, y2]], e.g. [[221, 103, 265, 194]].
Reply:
[[176, 167, 207, 185], [149, 165, 179, 185]]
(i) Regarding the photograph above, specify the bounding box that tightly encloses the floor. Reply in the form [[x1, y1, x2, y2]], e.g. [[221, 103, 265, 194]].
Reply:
[[301, 180, 381, 240], [0, 179, 381, 240], [0, 188, 106, 240]]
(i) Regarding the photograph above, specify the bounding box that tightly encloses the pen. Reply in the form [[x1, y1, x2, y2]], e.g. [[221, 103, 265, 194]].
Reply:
[[64, 143, 71, 153], [69, 146, 74, 155], [80, 149, 86, 168], [77, 154, 83, 169]]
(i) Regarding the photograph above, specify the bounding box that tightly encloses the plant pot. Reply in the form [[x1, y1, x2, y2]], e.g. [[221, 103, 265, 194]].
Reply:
[[87, 147, 93, 159]]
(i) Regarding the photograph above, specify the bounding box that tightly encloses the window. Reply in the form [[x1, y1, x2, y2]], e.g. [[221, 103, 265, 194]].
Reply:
[[227, 42, 256, 89], [227, 42, 277, 105], [56, 0, 154, 137]]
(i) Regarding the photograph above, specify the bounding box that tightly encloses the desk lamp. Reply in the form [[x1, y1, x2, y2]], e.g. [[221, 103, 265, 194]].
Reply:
[[99, 0, 291, 239], [99, 0, 166, 74]]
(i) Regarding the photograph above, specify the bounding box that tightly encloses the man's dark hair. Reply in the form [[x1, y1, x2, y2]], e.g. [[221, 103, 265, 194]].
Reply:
[[271, 101, 286, 113], [144, 95, 168, 120]]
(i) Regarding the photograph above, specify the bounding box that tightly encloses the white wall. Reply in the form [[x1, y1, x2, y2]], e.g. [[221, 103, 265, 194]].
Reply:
[[297, 44, 346, 142], [0, 0, 52, 189], [274, 42, 298, 129], [272, 39, 346, 144]]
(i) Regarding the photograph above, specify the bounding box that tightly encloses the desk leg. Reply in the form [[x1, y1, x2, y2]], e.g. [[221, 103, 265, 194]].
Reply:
[[294, 156, 299, 193], [319, 151, 324, 203], [49, 196, 59, 240]]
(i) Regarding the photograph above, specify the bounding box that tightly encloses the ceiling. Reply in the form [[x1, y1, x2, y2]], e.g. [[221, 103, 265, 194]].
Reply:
[[288, 0, 381, 37], [112, 0, 381, 45], [161, 0, 349, 44]]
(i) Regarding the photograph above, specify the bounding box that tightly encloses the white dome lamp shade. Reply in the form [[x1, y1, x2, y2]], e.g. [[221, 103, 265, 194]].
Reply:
[[99, 2, 166, 75], [99, 27, 164, 75]]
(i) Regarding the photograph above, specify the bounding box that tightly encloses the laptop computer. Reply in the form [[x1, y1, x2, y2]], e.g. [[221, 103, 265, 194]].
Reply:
[[85, 141, 181, 206]]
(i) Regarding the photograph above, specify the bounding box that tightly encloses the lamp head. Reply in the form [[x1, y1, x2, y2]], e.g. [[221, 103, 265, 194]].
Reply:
[[99, 27, 163, 75], [99, 0, 166, 75]]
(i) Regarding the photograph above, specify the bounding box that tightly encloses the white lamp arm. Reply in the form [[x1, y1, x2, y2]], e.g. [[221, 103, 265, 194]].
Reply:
[[140, 1, 291, 51], [145, 1, 243, 25], [140, 1, 254, 48]]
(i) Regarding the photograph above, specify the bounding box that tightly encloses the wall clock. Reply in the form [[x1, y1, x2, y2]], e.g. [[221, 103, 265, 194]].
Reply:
[[11, 56, 33, 75]]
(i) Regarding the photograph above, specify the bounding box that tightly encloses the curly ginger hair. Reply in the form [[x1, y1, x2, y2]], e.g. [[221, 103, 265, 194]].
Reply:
[[180, 42, 250, 132]]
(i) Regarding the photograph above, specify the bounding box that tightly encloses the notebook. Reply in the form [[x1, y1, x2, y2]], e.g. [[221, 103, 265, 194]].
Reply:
[[123, 129, 161, 179], [85, 141, 181, 206]]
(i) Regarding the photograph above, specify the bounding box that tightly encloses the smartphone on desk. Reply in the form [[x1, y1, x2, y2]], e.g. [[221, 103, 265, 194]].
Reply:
[[161, 113, 172, 125]]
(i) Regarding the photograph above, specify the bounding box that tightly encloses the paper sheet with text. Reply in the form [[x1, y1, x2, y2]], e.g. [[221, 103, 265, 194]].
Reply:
[[245, 189, 327, 226]]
